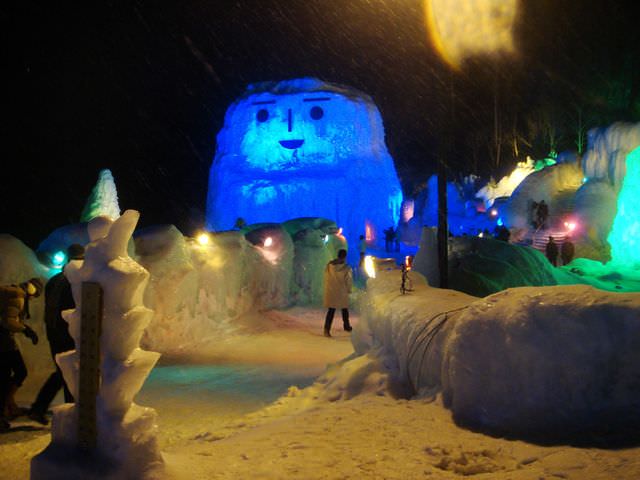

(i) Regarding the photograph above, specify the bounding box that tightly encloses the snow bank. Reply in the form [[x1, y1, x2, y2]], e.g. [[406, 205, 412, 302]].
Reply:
[[356, 269, 640, 436], [31, 211, 163, 480], [135, 224, 293, 354]]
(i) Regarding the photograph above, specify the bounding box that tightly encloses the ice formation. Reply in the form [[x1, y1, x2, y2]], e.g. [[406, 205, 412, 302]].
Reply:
[[502, 160, 583, 231], [205, 77, 403, 263], [31, 211, 163, 480], [607, 146, 640, 267], [356, 268, 640, 436], [80, 169, 121, 222], [475, 157, 537, 208], [582, 122, 640, 187], [136, 218, 342, 354]]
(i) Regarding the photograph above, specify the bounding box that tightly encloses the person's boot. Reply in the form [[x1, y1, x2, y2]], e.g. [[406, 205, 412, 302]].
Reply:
[[343, 323, 352, 332], [5, 384, 27, 419], [0, 416, 10, 433], [323, 328, 331, 338], [27, 409, 49, 426]]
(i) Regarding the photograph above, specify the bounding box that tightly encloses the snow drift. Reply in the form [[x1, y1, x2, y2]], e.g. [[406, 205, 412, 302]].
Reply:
[[356, 268, 640, 436]]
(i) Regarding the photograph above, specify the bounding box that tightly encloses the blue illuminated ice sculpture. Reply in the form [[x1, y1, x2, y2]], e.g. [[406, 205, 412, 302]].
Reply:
[[206, 78, 403, 260]]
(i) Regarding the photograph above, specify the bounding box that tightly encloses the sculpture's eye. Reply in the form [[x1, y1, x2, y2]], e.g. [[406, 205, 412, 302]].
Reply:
[[256, 109, 269, 123], [310, 106, 324, 120]]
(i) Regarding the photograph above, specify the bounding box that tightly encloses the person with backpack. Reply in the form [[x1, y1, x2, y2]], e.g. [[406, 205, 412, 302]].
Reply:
[[0, 277, 43, 431]]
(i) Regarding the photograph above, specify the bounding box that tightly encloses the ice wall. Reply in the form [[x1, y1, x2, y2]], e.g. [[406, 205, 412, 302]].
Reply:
[[32, 211, 163, 479], [135, 224, 293, 354], [608, 146, 640, 267], [135, 218, 341, 354], [206, 77, 403, 263], [582, 122, 640, 187]]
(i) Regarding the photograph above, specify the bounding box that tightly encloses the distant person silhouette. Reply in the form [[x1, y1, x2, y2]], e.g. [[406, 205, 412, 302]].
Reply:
[[560, 236, 575, 265], [384, 227, 395, 252], [537, 200, 549, 229], [545, 236, 558, 266], [358, 235, 367, 267]]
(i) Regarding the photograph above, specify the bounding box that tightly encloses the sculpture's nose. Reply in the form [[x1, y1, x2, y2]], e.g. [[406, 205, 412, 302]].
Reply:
[[287, 108, 292, 132]]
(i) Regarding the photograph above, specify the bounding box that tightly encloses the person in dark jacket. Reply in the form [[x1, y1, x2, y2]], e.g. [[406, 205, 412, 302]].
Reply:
[[545, 236, 559, 266], [537, 200, 549, 229], [560, 236, 575, 265], [0, 277, 43, 431], [28, 244, 84, 425]]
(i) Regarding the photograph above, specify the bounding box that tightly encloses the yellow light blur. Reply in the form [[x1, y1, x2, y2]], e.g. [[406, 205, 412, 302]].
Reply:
[[364, 255, 376, 278], [196, 232, 211, 246], [264, 236, 273, 247], [405, 255, 413, 271], [424, 0, 517, 68]]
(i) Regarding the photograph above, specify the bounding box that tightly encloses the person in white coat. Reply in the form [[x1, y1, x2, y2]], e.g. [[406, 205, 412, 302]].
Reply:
[[323, 249, 353, 337]]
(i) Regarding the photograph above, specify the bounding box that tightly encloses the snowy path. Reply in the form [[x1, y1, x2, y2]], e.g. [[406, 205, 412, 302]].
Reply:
[[0, 307, 355, 478], [3, 306, 640, 479]]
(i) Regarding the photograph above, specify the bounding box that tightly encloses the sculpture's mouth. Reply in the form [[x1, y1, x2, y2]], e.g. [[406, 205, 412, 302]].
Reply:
[[279, 139, 304, 149]]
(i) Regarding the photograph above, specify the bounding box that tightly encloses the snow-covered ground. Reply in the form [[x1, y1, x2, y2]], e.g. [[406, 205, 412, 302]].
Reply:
[[3, 305, 640, 479]]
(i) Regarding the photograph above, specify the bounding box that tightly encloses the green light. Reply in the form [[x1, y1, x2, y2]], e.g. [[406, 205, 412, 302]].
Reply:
[[608, 146, 640, 267]]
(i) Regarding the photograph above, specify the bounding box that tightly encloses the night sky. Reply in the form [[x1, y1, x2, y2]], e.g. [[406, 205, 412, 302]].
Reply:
[[4, 1, 638, 248]]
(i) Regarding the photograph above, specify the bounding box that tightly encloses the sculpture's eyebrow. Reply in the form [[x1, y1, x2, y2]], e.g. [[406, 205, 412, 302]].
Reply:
[[303, 97, 331, 102], [251, 100, 276, 105]]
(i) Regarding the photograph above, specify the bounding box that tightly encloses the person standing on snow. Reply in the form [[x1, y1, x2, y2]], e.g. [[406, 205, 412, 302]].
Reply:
[[358, 235, 367, 267], [560, 236, 575, 265], [29, 244, 84, 425], [545, 236, 559, 266], [0, 277, 43, 431], [323, 249, 353, 337]]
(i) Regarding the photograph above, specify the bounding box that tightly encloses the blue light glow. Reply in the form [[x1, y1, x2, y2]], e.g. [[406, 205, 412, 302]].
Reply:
[[206, 78, 403, 257]]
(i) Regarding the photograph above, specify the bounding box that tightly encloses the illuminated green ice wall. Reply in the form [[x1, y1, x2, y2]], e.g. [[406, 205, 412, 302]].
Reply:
[[608, 146, 640, 266]]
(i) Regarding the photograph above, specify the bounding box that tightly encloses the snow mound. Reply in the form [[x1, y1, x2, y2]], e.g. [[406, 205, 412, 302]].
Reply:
[[356, 269, 640, 436], [444, 285, 640, 435]]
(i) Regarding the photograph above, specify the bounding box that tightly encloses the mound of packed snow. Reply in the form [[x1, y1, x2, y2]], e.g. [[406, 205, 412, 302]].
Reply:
[[356, 269, 640, 436]]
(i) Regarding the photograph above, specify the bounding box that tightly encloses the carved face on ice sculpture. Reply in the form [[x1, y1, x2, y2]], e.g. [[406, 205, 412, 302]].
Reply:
[[207, 78, 403, 251], [220, 80, 380, 173]]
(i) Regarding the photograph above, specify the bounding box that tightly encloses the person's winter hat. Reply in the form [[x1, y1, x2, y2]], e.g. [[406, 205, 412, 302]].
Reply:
[[67, 244, 85, 260], [21, 277, 44, 297]]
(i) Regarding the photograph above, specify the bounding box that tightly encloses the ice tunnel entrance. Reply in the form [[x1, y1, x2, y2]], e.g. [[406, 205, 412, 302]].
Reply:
[[608, 146, 640, 267]]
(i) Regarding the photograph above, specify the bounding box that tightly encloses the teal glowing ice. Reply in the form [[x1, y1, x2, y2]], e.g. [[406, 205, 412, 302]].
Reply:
[[608, 146, 640, 266]]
